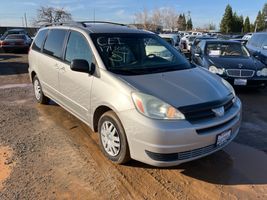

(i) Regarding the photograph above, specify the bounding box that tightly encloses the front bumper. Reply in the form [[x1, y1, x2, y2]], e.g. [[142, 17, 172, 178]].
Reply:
[[222, 76, 267, 87], [119, 98, 242, 167], [1, 45, 29, 50]]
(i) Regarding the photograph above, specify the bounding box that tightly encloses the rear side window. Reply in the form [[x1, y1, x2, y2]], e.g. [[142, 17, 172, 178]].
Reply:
[[64, 31, 92, 64], [43, 29, 68, 59], [32, 29, 48, 51]]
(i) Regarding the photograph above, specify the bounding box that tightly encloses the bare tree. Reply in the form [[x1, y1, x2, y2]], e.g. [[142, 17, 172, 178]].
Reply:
[[134, 7, 179, 31], [161, 8, 178, 31], [151, 8, 163, 27], [203, 23, 216, 30], [33, 6, 72, 26], [134, 8, 151, 29]]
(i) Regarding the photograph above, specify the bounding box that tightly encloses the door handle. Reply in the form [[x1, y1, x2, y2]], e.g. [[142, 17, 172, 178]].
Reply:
[[59, 66, 66, 71], [55, 63, 59, 70]]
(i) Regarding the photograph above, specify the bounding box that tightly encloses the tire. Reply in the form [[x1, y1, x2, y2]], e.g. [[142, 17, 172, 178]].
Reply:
[[98, 111, 130, 164], [33, 76, 49, 104]]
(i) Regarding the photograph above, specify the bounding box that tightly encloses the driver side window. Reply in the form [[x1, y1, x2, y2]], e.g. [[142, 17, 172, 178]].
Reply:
[[65, 31, 92, 65], [145, 38, 173, 61]]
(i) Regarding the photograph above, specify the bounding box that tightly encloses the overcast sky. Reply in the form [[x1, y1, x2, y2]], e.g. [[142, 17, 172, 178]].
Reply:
[[0, 0, 266, 28]]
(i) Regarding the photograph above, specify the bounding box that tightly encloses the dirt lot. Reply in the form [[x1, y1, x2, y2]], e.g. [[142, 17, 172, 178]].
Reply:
[[0, 53, 267, 200]]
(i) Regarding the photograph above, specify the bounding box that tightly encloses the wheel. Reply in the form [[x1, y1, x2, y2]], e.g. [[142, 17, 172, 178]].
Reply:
[[98, 111, 130, 164], [33, 76, 49, 104]]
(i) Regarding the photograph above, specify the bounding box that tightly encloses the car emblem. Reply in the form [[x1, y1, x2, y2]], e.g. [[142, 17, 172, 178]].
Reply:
[[238, 64, 243, 68], [212, 106, 225, 117]]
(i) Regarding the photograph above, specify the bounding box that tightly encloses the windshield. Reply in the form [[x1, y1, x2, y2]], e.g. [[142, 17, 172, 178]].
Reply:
[[6, 34, 25, 40], [206, 42, 250, 57], [188, 36, 196, 42], [91, 33, 191, 75]]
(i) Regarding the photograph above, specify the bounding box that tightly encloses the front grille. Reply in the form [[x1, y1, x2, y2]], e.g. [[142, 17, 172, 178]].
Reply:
[[226, 69, 255, 77], [196, 115, 237, 135], [178, 96, 234, 122]]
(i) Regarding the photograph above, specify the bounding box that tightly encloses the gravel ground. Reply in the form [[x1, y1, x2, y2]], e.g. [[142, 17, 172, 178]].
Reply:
[[0, 53, 266, 200]]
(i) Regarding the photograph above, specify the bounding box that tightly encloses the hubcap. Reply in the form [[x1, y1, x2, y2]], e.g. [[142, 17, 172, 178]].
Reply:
[[34, 79, 41, 100], [100, 121, 121, 157]]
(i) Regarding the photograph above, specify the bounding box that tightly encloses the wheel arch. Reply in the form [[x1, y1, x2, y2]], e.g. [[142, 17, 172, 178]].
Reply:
[[93, 105, 112, 132]]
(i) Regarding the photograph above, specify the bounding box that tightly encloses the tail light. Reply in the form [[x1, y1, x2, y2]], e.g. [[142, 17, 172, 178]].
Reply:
[[2, 41, 9, 45]]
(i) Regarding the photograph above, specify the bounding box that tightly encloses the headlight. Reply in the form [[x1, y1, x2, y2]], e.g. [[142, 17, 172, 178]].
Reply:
[[132, 92, 185, 120], [256, 68, 267, 76], [209, 65, 225, 75], [222, 79, 236, 102]]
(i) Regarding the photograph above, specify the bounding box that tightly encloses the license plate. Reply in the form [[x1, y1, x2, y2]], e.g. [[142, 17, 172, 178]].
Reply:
[[10, 42, 15, 45], [234, 79, 247, 86], [216, 130, 231, 146]]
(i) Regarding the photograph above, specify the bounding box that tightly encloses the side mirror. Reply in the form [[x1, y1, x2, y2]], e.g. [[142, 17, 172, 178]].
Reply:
[[252, 51, 260, 58], [70, 59, 95, 75]]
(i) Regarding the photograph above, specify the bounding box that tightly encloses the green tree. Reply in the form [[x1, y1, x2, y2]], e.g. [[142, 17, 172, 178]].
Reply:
[[182, 14, 187, 30], [261, 3, 267, 29], [177, 14, 187, 31], [186, 17, 193, 30], [255, 11, 265, 31], [220, 4, 233, 33], [250, 23, 255, 32], [243, 16, 251, 33], [232, 13, 243, 33]]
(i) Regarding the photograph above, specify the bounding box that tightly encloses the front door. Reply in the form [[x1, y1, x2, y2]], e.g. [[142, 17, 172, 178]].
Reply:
[[58, 31, 94, 123]]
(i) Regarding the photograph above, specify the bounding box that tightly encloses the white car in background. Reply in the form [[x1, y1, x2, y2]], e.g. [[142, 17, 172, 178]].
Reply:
[[159, 34, 180, 49], [180, 35, 197, 52], [192, 32, 203, 36], [242, 33, 253, 41]]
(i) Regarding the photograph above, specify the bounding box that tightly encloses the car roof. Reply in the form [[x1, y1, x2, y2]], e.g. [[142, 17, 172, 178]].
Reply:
[[251, 32, 267, 35], [159, 33, 177, 38], [85, 23, 149, 34], [195, 36, 216, 40], [7, 29, 26, 32], [43, 22, 152, 34], [6, 34, 25, 36], [204, 39, 242, 44]]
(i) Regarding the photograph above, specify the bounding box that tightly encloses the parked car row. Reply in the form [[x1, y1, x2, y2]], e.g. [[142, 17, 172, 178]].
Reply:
[[157, 31, 267, 88]]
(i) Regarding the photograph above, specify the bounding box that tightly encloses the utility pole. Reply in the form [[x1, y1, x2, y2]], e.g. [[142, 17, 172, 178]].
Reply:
[[22, 17, 25, 27], [24, 13, 28, 28]]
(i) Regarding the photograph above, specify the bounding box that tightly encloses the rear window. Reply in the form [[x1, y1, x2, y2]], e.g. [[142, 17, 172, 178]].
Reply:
[[32, 29, 48, 51], [43, 29, 68, 59], [6, 35, 26, 40]]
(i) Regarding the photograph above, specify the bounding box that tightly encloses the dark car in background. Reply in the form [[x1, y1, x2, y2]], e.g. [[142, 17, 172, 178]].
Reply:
[[0, 34, 32, 52], [190, 36, 216, 60], [192, 40, 267, 87], [0, 28, 30, 40], [246, 32, 267, 65]]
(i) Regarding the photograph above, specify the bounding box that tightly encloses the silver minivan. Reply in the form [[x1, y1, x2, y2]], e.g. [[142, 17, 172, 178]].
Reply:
[[28, 22, 241, 167]]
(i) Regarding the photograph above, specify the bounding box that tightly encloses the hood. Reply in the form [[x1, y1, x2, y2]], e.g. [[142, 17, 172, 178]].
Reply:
[[207, 56, 263, 70], [118, 67, 231, 108]]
